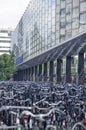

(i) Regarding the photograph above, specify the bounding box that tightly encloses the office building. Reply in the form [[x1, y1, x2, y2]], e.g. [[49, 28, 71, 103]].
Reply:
[[12, 0, 86, 64], [0, 28, 13, 55], [12, 0, 86, 83]]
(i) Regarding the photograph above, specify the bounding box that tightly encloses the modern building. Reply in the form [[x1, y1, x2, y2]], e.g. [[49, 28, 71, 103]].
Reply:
[[12, 0, 86, 84], [0, 28, 13, 55]]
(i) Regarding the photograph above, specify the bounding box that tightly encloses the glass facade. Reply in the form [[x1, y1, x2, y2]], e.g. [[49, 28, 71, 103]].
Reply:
[[12, 0, 86, 65]]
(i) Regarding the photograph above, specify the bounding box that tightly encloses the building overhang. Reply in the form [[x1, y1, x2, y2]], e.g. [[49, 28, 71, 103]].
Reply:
[[18, 31, 86, 70]]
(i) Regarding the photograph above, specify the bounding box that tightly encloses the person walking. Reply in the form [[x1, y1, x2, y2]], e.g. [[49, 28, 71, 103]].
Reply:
[[29, 117, 33, 130]]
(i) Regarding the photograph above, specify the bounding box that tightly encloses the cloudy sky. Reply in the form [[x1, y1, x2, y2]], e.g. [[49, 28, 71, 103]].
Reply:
[[0, 0, 31, 28]]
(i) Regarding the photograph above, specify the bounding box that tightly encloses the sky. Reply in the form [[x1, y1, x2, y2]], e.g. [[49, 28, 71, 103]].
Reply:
[[0, 0, 31, 28]]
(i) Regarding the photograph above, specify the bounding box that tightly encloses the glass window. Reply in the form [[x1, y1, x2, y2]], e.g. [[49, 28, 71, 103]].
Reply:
[[72, 8, 79, 18], [45, 26, 47, 32], [52, 10, 55, 17], [60, 21, 65, 28], [48, 37, 51, 44], [73, 0, 79, 7], [48, 22, 52, 28], [72, 29, 79, 36], [48, 15, 52, 21], [60, 29, 65, 35], [56, 6, 60, 14], [48, 8, 51, 14], [66, 15, 72, 22], [72, 19, 79, 29], [52, 4, 55, 10], [60, 8, 65, 16], [56, 22, 60, 30], [52, 18, 55, 26], [66, 21, 72, 27], [80, 2, 86, 12], [56, 38, 59, 45], [66, 32, 71, 40], [66, 0, 72, 4], [80, 13, 86, 23], [79, 25, 86, 32], [56, 14, 59, 22], [52, 33, 55, 40], [56, 31, 59, 38], [48, 0, 55, 7], [56, 0, 60, 5], [60, 35, 65, 42], [61, 1, 65, 8], [66, 4, 72, 15], [52, 26, 55, 32]]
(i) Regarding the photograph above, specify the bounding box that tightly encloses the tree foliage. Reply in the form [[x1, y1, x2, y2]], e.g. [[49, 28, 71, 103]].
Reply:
[[0, 52, 17, 80]]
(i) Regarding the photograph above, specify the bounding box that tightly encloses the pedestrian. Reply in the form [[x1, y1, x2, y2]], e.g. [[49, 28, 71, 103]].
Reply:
[[29, 117, 33, 130]]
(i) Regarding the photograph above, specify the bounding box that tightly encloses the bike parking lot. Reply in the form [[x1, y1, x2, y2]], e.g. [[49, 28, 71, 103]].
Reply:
[[0, 81, 85, 130]]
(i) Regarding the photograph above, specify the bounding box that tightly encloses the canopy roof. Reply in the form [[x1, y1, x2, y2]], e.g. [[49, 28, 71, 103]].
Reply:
[[19, 31, 86, 70]]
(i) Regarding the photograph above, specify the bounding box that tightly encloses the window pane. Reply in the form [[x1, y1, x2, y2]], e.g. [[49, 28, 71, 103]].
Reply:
[[80, 13, 86, 23], [80, 2, 86, 12], [73, 0, 79, 7]]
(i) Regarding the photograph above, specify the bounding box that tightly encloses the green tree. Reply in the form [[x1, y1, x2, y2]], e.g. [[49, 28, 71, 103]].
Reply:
[[0, 52, 17, 80]]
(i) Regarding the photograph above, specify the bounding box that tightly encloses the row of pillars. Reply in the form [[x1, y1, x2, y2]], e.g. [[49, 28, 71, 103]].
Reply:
[[13, 52, 84, 84]]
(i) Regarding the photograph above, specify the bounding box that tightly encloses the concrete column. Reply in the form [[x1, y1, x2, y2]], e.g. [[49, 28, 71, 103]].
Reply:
[[20, 70, 22, 81], [13, 73, 16, 81], [31, 67, 34, 81], [16, 71, 19, 81], [66, 56, 71, 83], [26, 69, 28, 81], [43, 63, 47, 81], [49, 61, 54, 82], [16, 74, 18, 81], [22, 70, 24, 81], [17, 71, 19, 81], [39, 64, 42, 81], [57, 59, 62, 83], [29, 67, 32, 81], [24, 69, 26, 81], [28, 68, 30, 81], [35, 65, 38, 81], [18, 70, 21, 81], [25, 69, 27, 80], [25, 69, 27, 81], [21, 70, 23, 81], [23, 69, 26, 81], [18, 70, 20, 81], [19, 70, 22, 81], [15, 71, 18, 81], [13, 74, 15, 81], [78, 53, 84, 85], [22, 70, 25, 81]]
